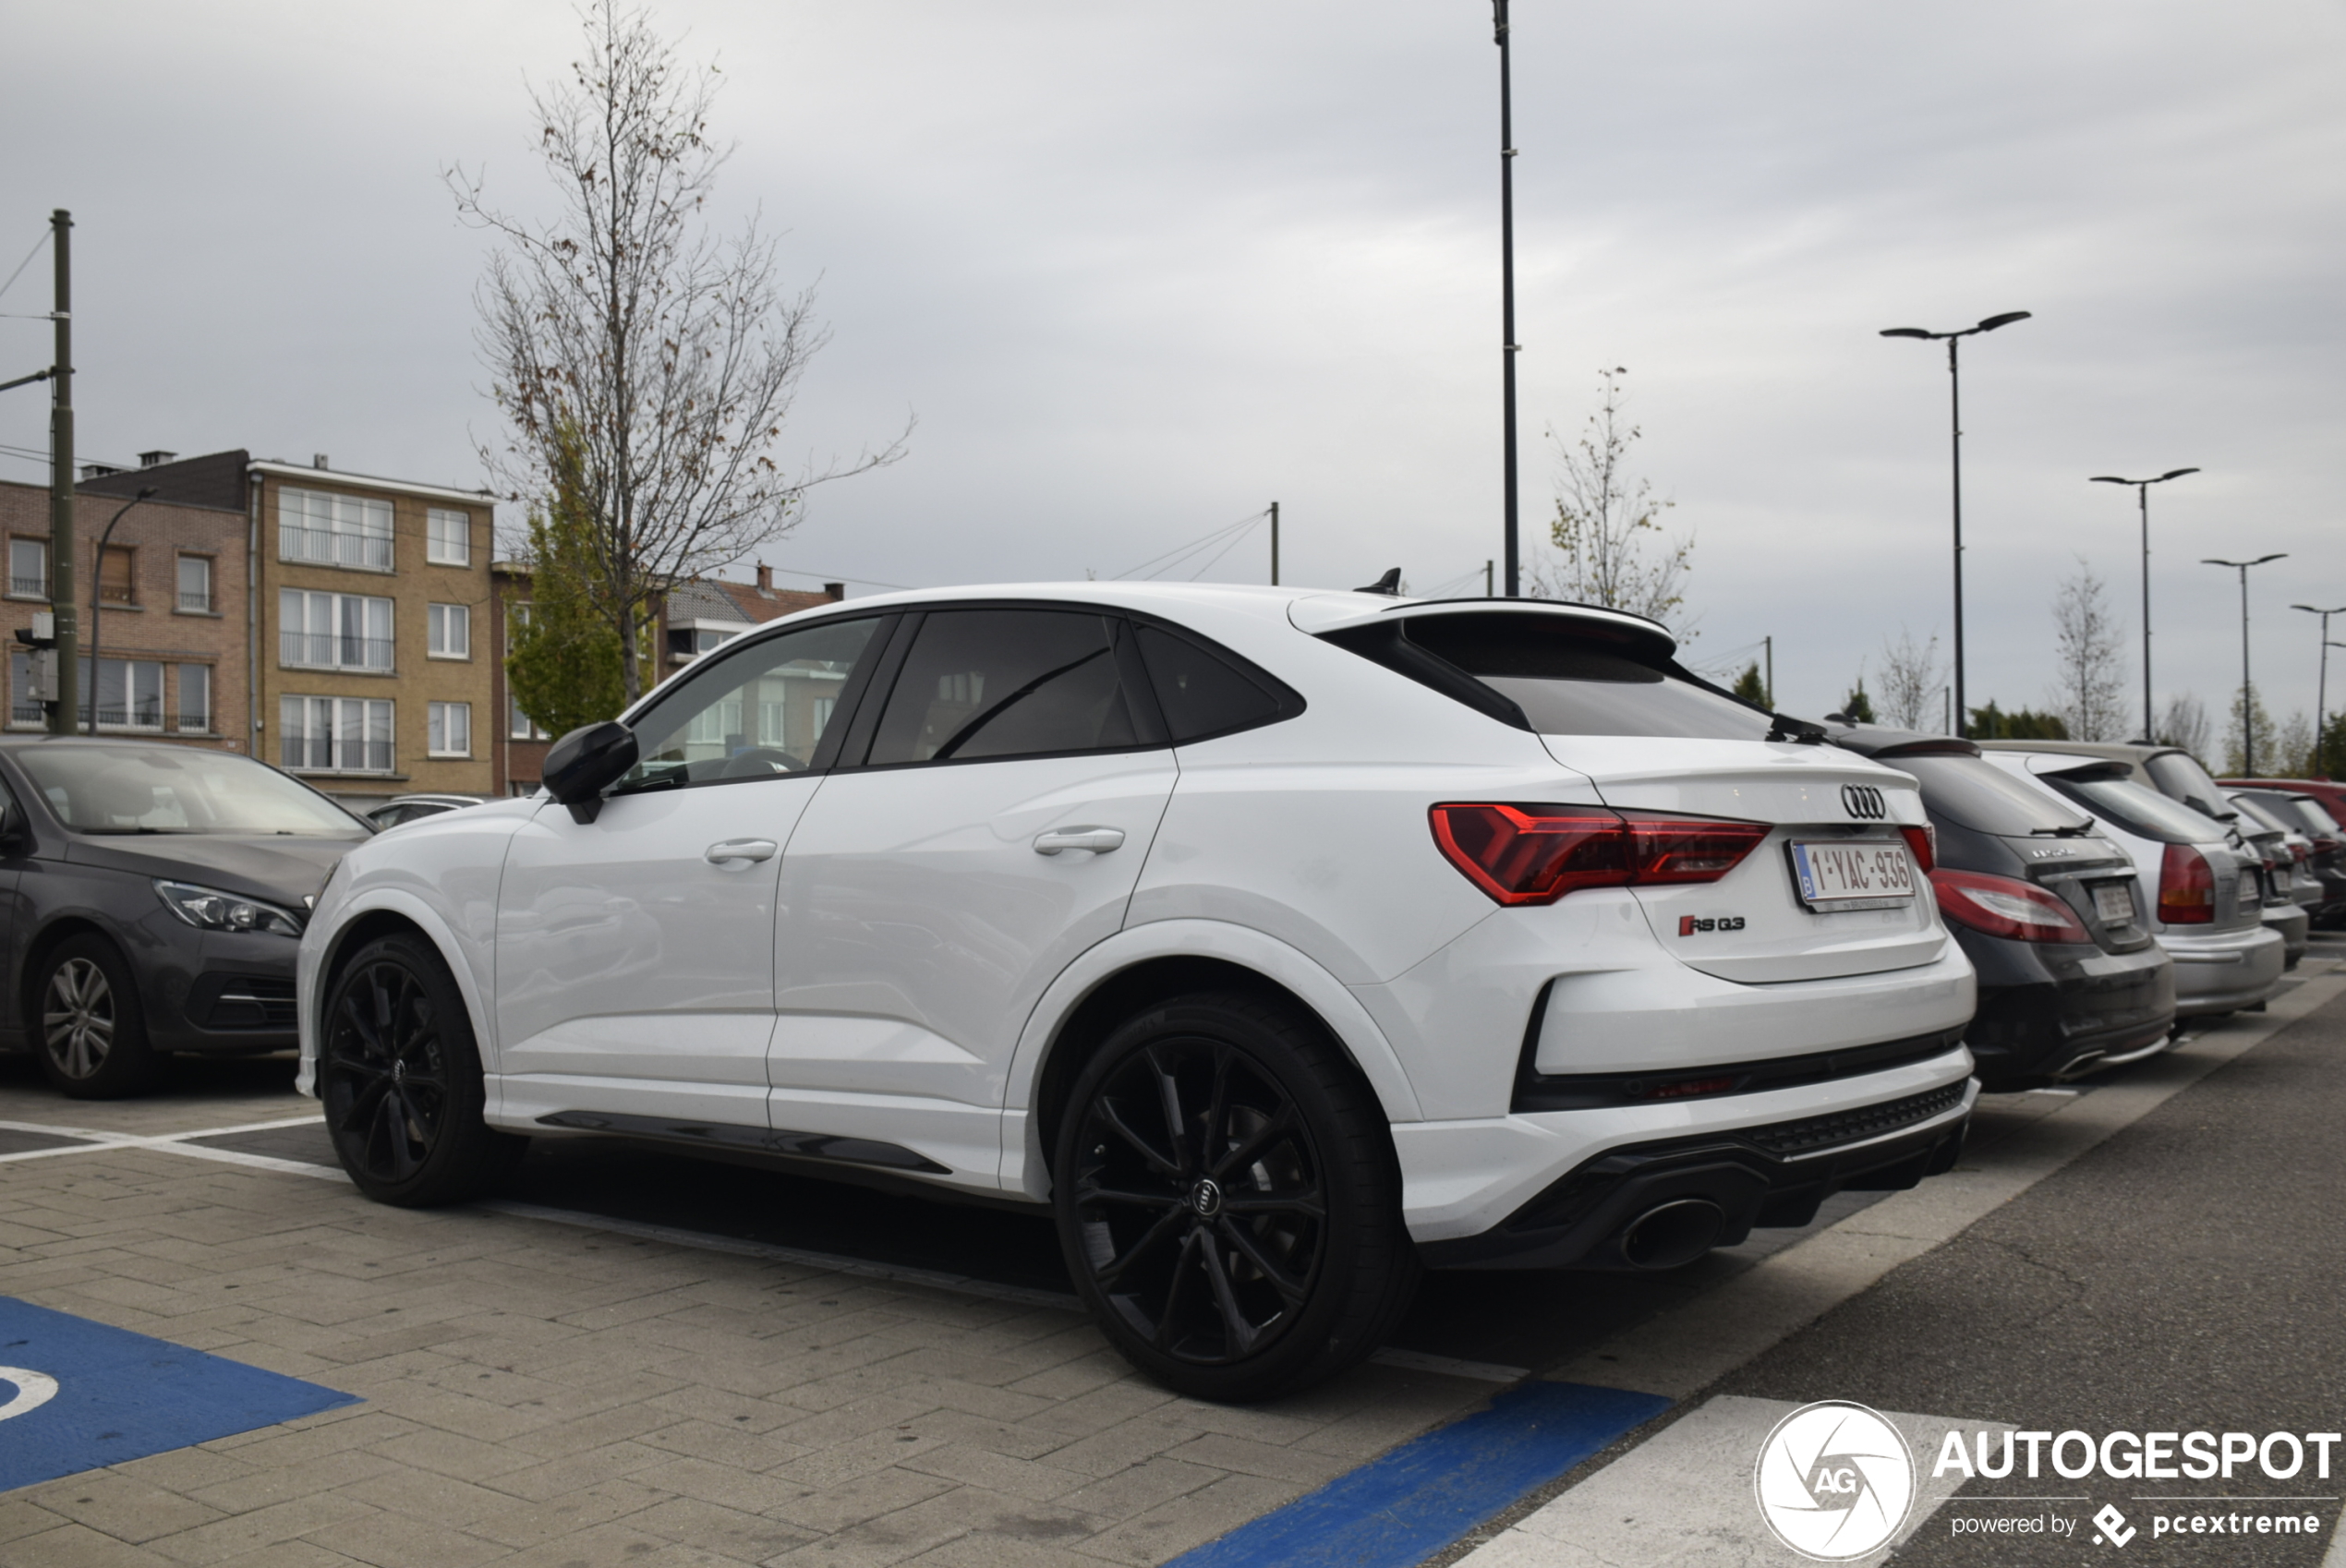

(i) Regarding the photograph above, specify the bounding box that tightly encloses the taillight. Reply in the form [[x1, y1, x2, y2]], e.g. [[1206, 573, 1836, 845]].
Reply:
[[1428, 803, 1766, 906], [2292, 843, 2311, 865], [1929, 869, 2092, 943], [2158, 843, 2217, 924], [1900, 824, 1936, 875]]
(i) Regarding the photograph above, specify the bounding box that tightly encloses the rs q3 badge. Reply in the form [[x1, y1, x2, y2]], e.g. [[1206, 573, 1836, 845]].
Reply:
[[1679, 915, 1747, 935]]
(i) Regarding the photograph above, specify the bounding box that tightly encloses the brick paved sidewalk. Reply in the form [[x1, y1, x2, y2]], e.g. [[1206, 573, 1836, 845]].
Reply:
[[0, 1133, 1489, 1568]]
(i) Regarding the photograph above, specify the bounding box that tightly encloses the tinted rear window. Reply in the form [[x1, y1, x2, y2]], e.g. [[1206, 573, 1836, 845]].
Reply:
[[1397, 614, 1769, 740], [2143, 752, 2233, 817], [2288, 798, 2342, 835], [1891, 754, 2094, 837], [2043, 774, 2228, 844], [1133, 624, 1290, 742]]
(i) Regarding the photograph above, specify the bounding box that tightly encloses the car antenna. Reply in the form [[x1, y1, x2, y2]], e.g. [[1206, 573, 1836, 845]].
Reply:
[[1355, 568, 1403, 596]]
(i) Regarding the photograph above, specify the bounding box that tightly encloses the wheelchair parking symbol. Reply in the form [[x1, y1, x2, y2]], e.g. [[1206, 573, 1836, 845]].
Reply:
[[0, 1368, 59, 1422]]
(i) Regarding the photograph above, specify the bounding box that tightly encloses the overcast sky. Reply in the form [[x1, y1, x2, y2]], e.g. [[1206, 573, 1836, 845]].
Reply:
[[4, 1, 2341, 733]]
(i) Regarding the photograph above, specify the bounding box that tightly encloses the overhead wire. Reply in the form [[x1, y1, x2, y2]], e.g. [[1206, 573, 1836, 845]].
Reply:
[[0, 231, 47, 308], [1112, 509, 1268, 581]]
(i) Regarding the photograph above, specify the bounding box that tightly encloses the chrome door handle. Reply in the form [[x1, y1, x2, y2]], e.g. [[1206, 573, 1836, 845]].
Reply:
[[704, 838, 779, 866], [1034, 826, 1125, 856]]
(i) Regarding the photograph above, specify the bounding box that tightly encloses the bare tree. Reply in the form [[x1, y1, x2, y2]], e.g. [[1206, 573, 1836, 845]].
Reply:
[[1877, 629, 1945, 730], [2048, 561, 2127, 742], [1530, 368, 1694, 637], [451, 0, 907, 700], [2154, 693, 2212, 762]]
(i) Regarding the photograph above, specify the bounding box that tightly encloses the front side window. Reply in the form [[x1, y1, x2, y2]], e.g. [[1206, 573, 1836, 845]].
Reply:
[[426, 507, 472, 567], [281, 695, 393, 773], [428, 701, 472, 757], [280, 590, 393, 670], [177, 663, 212, 731], [429, 602, 471, 659], [8, 537, 45, 598], [616, 617, 877, 793], [79, 657, 163, 730], [177, 555, 212, 612], [279, 487, 393, 572], [866, 609, 1146, 766]]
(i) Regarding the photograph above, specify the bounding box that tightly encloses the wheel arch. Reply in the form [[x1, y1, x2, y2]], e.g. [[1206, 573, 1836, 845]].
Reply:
[[18, 914, 124, 1039], [302, 891, 494, 1097], [1008, 920, 1422, 1202]]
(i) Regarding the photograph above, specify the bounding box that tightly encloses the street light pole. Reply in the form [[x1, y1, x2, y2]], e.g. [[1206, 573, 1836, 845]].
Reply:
[[86, 487, 157, 735], [2204, 554, 2286, 775], [2292, 602, 2346, 778], [48, 209, 78, 738], [2091, 468, 2198, 742], [1879, 311, 2031, 740], [1493, 0, 1520, 598]]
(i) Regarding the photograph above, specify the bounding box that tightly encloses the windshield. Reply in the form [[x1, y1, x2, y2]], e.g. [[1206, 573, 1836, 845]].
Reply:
[[2286, 797, 2343, 837], [2042, 772, 2228, 845], [2143, 752, 2234, 819], [1398, 614, 1770, 740], [1891, 754, 2094, 837], [14, 745, 369, 836]]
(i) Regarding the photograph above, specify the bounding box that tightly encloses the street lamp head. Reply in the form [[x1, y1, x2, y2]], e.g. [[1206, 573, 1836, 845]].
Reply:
[[2203, 555, 2287, 568], [2254, 553, 2287, 565], [1879, 327, 1936, 340], [2292, 604, 2346, 615], [2089, 476, 2133, 485], [1976, 311, 2033, 332], [2157, 468, 2200, 481]]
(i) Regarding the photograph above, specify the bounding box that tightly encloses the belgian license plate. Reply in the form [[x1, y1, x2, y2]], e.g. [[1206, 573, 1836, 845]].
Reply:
[[2239, 871, 2259, 907], [2274, 866, 2293, 893], [1788, 840, 1917, 911], [2092, 882, 2135, 924]]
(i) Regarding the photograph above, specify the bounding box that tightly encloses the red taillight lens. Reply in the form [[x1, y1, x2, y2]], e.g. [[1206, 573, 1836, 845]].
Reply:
[[2292, 843, 2311, 865], [1900, 823, 1937, 875], [2158, 842, 2217, 924], [1929, 868, 2092, 943], [1428, 803, 1765, 906]]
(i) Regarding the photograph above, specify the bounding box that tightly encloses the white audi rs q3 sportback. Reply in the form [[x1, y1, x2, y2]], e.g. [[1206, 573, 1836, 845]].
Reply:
[[298, 585, 1978, 1400]]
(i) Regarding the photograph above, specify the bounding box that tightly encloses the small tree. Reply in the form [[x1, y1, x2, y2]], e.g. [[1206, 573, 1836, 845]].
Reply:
[[2155, 694, 2213, 762], [1877, 629, 1945, 730], [1838, 676, 1877, 725], [2049, 561, 2127, 742], [506, 427, 629, 740], [1969, 702, 2069, 741], [2223, 684, 2277, 775], [1530, 368, 1694, 637], [1731, 661, 1771, 708]]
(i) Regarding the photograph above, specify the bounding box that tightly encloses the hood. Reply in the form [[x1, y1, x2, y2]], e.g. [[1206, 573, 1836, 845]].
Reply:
[[64, 833, 363, 907]]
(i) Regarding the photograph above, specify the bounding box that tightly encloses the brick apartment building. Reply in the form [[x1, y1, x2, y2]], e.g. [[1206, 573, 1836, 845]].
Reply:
[[490, 561, 842, 794], [71, 450, 497, 811]]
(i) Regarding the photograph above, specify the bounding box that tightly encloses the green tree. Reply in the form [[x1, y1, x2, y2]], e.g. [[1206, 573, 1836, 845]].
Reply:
[[1731, 661, 1771, 708], [2222, 684, 2277, 775], [1967, 701, 2069, 741], [506, 428, 628, 741], [1839, 677, 1876, 725]]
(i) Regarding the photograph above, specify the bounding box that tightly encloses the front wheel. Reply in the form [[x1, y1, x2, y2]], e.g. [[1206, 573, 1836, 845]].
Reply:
[[320, 935, 522, 1206], [1052, 993, 1418, 1402], [35, 935, 160, 1099]]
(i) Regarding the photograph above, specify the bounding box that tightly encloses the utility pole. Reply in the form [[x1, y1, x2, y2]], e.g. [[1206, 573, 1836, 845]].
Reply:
[[2204, 554, 2285, 776], [48, 210, 77, 737], [1484, 560, 1494, 597], [1493, 0, 1520, 597], [1268, 501, 1278, 586], [1763, 635, 1774, 708]]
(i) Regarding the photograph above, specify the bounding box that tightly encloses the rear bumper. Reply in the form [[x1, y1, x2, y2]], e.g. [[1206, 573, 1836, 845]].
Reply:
[[2161, 924, 2287, 1015], [2261, 904, 2309, 967], [1955, 931, 2176, 1087], [1417, 1076, 1977, 1270]]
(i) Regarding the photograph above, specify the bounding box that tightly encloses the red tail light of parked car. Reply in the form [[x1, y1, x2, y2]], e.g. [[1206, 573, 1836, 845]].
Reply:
[[1930, 868, 2091, 943], [1429, 803, 1769, 906], [2158, 842, 2218, 924]]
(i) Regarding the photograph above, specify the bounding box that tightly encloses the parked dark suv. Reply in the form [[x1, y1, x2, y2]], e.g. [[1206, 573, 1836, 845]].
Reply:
[[0, 738, 372, 1097], [1828, 725, 2174, 1089]]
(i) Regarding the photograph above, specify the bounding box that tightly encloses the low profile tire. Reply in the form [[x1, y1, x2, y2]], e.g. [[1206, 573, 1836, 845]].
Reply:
[[35, 934, 160, 1099], [320, 935, 522, 1206], [1053, 992, 1419, 1403]]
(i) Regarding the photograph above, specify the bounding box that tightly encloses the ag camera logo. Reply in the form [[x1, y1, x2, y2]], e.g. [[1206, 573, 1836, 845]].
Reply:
[[1754, 1401, 1916, 1561]]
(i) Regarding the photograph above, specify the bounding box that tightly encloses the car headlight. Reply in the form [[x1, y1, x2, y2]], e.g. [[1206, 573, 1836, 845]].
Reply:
[[154, 879, 306, 938]]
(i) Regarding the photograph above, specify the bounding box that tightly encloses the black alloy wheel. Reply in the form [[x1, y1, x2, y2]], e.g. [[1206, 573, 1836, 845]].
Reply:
[[1054, 993, 1418, 1402], [320, 935, 521, 1206], [35, 935, 159, 1099]]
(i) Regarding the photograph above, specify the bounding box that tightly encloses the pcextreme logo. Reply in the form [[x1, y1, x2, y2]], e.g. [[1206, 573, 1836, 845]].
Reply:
[[1754, 1401, 1917, 1561]]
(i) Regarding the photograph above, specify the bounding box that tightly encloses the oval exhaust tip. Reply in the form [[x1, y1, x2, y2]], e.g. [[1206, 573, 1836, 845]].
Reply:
[[1620, 1198, 1726, 1270]]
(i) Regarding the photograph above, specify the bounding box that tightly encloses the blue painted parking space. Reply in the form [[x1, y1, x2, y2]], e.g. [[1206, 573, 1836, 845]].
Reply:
[[1165, 1380, 1674, 1568], [0, 1297, 358, 1493]]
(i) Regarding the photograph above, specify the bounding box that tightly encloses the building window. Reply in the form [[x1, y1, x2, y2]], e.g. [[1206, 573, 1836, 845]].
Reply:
[[280, 589, 393, 670], [98, 546, 136, 606], [176, 555, 212, 613], [177, 664, 212, 732], [427, 508, 471, 567], [509, 694, 551, 742], [428, 602, 471, 659], [668, 624, 740, 661], [80, 657, 163, 730], [428, 701, 472, 757], [279, 487, 393, 572], [9, 538, 46, 598], [281, 696, 393, 773]]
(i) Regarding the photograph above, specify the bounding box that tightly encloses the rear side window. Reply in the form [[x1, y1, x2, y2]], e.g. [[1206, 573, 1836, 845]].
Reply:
[[1378, 612, 1769, 740], [867, 609, 1152, 766], [1892, 754, 2093, 837], [1133, 624, 1292, 742]]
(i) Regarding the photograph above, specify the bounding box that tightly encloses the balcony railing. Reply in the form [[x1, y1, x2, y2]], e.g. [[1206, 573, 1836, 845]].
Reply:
[[281, 525, 392, 572], [282, 738, 393, 773], [178, 591, 212, 612], [279, 632, 393, 671], [10, 575, 46, 598]]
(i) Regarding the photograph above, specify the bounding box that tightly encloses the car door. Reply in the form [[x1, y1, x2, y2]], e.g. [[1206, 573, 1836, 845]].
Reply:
[[491, 615, 888, 1130], [770, 606, 1177, 1185]]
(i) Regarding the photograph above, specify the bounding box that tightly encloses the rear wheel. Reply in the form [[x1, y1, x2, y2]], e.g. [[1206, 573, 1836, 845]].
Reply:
[[1053, 992, 1417, 1402], [35, 935, 160, 1099], [320, 935, 522, 1206]]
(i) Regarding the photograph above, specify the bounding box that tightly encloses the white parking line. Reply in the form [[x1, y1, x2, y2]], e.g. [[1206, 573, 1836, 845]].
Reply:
[[0, 1113, 333, 1171]]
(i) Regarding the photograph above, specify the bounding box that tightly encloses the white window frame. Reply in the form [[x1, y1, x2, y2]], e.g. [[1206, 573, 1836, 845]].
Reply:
[[280, 695, 394, 774], [278, 487, 393, 573], [428, 602, 472, 660], [176, 554, 213, 613], [80, 656, 164, 731], [9, 537, 47, 599], [426, 508, 472, 567], [509, 694, 551, 742], [280, 589, 394, 671], [428, 701, 473, 758]]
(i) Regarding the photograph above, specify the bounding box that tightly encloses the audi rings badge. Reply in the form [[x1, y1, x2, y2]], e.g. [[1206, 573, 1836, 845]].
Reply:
[[1841, 784, 1887, 820]]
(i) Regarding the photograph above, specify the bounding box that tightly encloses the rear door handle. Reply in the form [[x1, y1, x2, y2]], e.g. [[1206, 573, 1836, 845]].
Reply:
[[1034, 826, 1125, 856], [705, 838, 779, 866]]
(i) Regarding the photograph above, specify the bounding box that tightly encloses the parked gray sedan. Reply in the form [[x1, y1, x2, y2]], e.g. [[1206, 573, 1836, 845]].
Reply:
[[0, 739, 372, 1097]]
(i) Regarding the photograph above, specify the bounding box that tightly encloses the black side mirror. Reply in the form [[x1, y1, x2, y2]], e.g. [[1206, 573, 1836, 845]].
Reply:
[[542, 721, 638, 825]]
